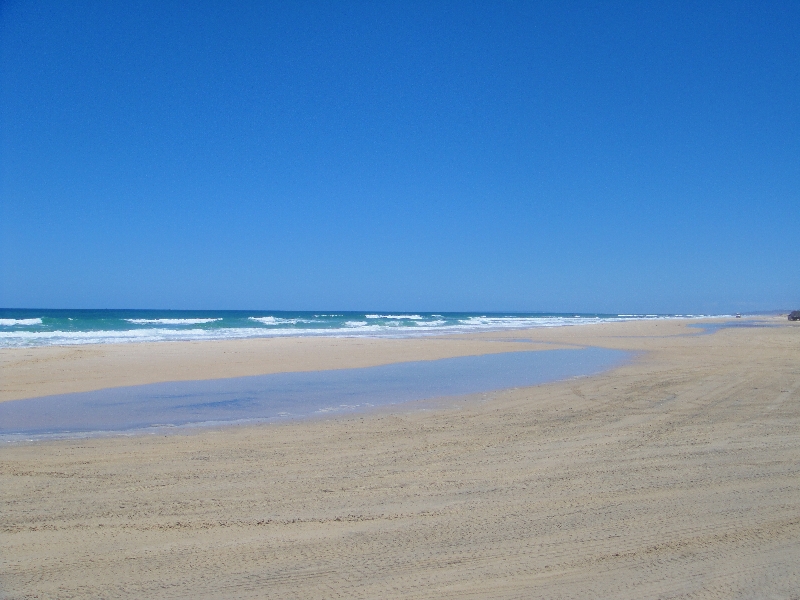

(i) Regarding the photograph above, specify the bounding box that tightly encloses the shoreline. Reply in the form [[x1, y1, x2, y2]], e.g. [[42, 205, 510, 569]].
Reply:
[[0, 316, 747, 403], [0, 310, 733, 348]]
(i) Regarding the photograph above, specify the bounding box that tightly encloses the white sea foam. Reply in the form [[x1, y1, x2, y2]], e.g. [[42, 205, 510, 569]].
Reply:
[[0, 318, 43, 326], [457, 316, 590, 328], [0, 327, 275, 347], [248, 316, 312, 325], [250, 316, 278, 324], [366, 314, 424, 320], [453, 315, 647, 330], [125, 318, 222, 325]]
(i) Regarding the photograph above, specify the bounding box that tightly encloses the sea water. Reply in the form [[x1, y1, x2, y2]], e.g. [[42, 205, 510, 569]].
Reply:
[[0, 309, 716, 348], [0, 348, 629, 440]]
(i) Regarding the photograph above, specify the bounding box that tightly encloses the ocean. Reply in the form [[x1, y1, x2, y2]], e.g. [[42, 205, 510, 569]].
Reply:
[[0, 309, 715, 348]]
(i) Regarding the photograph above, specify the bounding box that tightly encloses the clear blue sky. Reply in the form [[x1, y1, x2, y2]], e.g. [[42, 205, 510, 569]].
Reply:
[[1, 1, 798, 313]]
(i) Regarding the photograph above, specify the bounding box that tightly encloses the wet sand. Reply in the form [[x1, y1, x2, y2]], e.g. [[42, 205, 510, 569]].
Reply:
[[0, 335, 570, 402], [0, 348, 628, 437], [2, 317, 799, 598]]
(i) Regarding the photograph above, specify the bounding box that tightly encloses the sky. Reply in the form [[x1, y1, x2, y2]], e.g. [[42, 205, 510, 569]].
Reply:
[[1, 1, 798, 314]]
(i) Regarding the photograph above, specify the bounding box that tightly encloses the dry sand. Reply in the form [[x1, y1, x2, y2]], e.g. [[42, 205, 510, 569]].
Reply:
[[2, 318, 799, 598]]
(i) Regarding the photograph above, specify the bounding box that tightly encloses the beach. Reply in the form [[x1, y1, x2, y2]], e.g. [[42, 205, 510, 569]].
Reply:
[[1, 318, 799, 598]]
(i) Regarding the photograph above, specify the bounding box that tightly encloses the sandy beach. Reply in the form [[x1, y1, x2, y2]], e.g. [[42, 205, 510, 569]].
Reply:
[[1, 318, 799, 598]]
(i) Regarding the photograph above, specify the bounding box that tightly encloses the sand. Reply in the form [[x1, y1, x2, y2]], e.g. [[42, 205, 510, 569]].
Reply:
[[1, 318, 799, 598], [0, 335, 569, 402]]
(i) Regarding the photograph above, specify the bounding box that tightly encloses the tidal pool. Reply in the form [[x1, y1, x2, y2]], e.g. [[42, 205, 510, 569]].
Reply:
[[688, 321, 786, 334], [0, 347, 629, 440]]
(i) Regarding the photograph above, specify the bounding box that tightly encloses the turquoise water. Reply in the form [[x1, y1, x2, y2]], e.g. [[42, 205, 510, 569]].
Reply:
[[0, 348, 629, 440], [0, 309, 713, 347]]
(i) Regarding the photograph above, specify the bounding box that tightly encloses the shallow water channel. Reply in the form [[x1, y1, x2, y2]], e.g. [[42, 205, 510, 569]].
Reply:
[[0, 347, 629, 440], [688, 321, 787, 334]]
